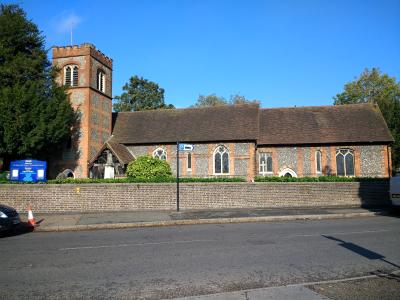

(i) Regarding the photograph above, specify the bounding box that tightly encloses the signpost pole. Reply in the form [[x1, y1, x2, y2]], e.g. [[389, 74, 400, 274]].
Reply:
[[176, 141, 180, 212]]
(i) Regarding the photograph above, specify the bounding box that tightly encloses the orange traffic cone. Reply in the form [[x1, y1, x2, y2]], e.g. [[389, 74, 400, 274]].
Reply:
[[27, 205, 36, 227]]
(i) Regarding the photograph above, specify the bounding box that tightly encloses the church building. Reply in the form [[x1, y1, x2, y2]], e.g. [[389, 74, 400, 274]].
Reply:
[[51, 43, 394, 181]]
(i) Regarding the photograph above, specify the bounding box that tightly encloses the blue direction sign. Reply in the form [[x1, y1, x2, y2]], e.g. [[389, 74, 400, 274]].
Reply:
[[178, 143, 194, 151], [10, 160, 47, 183]]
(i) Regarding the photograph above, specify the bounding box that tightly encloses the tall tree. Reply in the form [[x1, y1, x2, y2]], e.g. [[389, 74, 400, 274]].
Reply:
[[193, 93, 259, 107], [0, 4, 74, 166], [113, 75, 174, 111], [334, 68, 400, 173]]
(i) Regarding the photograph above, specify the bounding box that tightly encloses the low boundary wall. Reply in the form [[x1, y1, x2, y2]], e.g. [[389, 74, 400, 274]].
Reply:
[[0, 182, 390, 213]]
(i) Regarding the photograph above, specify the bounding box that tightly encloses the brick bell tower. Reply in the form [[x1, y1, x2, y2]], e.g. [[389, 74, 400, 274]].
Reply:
[[52, 43, 113, 178]]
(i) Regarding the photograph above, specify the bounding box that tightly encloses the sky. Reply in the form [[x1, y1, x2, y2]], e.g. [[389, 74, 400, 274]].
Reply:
[[4, 0, 400, 108]]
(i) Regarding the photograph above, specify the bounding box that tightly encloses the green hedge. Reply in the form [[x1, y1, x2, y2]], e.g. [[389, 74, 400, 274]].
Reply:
[[46, 176, 246, 184], [254, 176, 388, 182]]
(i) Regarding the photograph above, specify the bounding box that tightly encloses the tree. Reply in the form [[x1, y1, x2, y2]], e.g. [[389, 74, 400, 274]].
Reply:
[[229, 94, 259, 105], [113, 75, 175, 111], [0, 5, 74, 166], [193, 93, 259, 107], [193, 94, 228, 107], [334, 68, 400, 173]]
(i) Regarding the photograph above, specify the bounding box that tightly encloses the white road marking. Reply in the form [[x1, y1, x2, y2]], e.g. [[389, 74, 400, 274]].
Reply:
[[59, 229, 395, 251], [58, 239, 217, 251], [289, 229, 392, 238]]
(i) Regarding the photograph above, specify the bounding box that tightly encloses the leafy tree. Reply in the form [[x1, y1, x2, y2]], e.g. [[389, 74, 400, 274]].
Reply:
[[193, 94, 228, 107], [0, 4, 74, 166], [113, 75, 175, 111], [193, 93, 259, 107], [229, 94, 259, 105], [334, 68, 400, 173], [126, 155, 172, 179]]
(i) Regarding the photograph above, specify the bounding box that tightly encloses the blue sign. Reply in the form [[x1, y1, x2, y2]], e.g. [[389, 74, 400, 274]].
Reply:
[[10, 160, 47, 182], [178, 144, 194, 151]]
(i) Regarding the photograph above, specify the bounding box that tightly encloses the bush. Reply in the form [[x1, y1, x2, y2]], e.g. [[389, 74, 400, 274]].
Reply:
[[254, 176, 388, 182], [126, 155, 172, 179], [0, 172, 9, 183]]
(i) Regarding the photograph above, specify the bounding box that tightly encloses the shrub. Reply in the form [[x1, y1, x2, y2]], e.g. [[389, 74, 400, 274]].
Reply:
[[254, 176, 388, 182], [126, 155, 172, 179]]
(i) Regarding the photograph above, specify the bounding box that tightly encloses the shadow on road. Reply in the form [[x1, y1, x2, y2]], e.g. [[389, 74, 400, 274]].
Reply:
[[323, 235, 400, 276], [0, 222, 34, 238]]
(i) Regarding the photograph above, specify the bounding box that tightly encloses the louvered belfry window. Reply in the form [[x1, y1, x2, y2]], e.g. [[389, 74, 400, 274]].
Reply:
[[72, 66, 79, 86], [64, 65, 78, 87], [64, 66, 71, 86]]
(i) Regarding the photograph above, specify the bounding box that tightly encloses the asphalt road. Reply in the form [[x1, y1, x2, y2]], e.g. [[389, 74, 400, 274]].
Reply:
[[1, 216, 400, 299]]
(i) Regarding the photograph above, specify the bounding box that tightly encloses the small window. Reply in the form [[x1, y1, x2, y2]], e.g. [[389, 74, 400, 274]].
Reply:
[[259, 153, 273, 175], [153, 148, 167, 160], [64, 65, 78, 87], [187, 153, 192, 171], [97, 70, 106, 93], [64, 66, 71, 86], [73, 66, 79, 86], [316, 150, 322, 174], [214, 145, 229, 175], [336, 149, 354, 176]]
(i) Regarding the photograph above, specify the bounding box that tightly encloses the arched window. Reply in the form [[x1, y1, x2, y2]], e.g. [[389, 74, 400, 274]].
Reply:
[[73, 66, 78, 86], [315, 150, 322, 174], [214, 145, 229, 174], [336, 149, 354, 176], [187, 153, 192, 171], [259, 153, 273, 175], [153, 148, 167, 160], [97, 70, 106, 93], [64, 65, 78, 86]]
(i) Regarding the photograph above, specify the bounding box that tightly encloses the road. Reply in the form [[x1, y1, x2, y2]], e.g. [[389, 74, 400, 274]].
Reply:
[[1, 216, 399, 299]]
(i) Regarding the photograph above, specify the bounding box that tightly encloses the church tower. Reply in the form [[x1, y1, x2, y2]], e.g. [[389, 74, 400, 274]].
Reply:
[[52, 43, 113, 178]]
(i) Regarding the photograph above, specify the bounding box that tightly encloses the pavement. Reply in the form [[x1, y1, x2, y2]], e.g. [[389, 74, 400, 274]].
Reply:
[[18, 206, 393, 232]]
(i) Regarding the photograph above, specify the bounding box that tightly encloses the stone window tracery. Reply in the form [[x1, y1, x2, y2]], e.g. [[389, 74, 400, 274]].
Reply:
[[214, 145, 229, 175], [153, 148, 167, 161], [336, 149, 354, 176]]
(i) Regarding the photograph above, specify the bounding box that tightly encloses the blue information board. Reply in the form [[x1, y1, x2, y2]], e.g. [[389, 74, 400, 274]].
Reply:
[[10, 160, 47, 182]]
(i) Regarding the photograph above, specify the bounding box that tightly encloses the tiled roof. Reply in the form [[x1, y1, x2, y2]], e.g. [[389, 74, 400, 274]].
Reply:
[[111, 104, 260, 144], [89, 141, 134, 165], [107, 141, 134, 164], [109, 103, 393, 146], [258, 103, 394, 145]]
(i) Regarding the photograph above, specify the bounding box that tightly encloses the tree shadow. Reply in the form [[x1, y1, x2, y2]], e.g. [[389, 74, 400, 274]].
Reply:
[[322, 235, 400, 278], [357, 180, 397, 215]]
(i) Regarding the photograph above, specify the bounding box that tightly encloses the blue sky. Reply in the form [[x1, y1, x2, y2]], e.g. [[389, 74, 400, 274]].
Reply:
[[5, 0, 400, 108]]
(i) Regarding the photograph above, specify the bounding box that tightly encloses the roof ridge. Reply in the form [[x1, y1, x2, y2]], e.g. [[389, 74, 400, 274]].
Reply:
[[113, 103, 259, 114], [260, 103, 373, 111]]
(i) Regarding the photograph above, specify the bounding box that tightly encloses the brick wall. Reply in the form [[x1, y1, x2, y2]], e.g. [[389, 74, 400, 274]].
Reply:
[[0, 182, 389, 213]]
